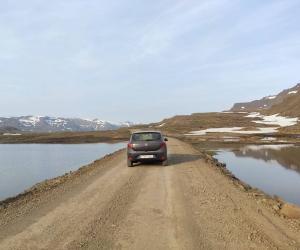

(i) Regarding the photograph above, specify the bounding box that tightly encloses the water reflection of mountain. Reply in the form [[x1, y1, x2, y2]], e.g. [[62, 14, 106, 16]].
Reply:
[[232, 145, 300, 173]]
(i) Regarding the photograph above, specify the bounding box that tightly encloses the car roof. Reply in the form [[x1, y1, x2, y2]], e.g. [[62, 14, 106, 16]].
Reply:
[[131, 130, 162, 134]]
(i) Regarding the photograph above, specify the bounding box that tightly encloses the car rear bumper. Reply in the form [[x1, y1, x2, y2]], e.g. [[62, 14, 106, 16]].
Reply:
[[127, 150, 167, 162]]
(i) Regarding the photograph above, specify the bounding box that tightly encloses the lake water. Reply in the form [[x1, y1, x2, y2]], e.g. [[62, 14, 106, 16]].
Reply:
[[0, 143, 126, 201], [212, 144, 300, 205]]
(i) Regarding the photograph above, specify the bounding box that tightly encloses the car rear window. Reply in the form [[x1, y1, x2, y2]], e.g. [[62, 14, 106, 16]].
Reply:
[[132, 132, 161, 141]]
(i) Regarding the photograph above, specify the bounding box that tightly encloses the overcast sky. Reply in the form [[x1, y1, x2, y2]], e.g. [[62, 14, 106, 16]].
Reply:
[[1, 0, 299, 123]]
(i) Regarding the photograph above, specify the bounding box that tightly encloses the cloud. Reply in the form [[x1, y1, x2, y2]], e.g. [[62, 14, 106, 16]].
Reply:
[[0, 0, 299, 121], [130, 0, 231, 62]]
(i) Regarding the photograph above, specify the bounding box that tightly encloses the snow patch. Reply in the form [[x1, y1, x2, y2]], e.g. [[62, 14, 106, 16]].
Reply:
[[119, 121, 135, 127], [288, 90, 298, 95], [186, 127, 243, 135], [45, 118, 68, 127], [221, 136, 241, 142], [222, 111, 247, 114], [19, 116, 43, 127], [156, 123, 166, 127], [246, 112, 298, 127], [2, 133, 22, 136], [185, 127, 278, 136], [260, 137, 277, 141], [266, 95, 277, 100], [244, 144, 294, 151], [245, 112, 261, 118], [92, 119, 106, 127]]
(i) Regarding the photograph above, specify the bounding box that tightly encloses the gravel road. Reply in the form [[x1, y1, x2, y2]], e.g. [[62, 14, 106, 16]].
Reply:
[[0, 138, 299, 249]]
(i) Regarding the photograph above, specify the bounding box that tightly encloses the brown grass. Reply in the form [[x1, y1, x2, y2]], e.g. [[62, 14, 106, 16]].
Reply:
[[0, 128, 131, 144]]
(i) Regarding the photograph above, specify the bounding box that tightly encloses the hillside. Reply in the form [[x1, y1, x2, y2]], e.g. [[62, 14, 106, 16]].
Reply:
[[264, 90, 300, 117], [145, 83, 300, 137], [150, 112, 255, 133], [230, 83, 300, 116]]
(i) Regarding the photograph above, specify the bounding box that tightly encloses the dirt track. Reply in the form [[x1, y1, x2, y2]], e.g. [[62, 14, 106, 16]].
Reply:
[[0, 138, 300, 249]]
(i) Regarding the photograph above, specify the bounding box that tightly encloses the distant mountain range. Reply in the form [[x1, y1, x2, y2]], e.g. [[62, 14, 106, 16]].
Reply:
[[0, 126, 21, 133], [2, 83, 299, 134], [0, 116, 135, 133], [230, 83, 300, 117]]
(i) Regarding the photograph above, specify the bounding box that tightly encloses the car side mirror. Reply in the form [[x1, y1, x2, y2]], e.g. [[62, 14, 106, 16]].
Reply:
[[164, 138, 168, 141]]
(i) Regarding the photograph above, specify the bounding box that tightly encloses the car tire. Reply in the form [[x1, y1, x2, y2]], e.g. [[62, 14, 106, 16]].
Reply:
[[162, 159, 168, 166], [127, 159, 133, 167]]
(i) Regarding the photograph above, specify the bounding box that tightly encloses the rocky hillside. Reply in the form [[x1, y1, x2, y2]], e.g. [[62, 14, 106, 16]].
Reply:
[[264, 89, 300, 117], [0, 116, 134, 133], [230, 83, 300, 115], [145, 112, 256, 134]]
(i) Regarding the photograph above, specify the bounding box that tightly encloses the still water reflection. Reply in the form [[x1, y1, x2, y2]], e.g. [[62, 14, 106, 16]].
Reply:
[[213, 144, 300, 205], [198, 144, 300, 205], [0, 143, 126, 201]]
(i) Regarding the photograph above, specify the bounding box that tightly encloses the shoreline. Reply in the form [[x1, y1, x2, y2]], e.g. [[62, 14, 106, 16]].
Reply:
[[189, 142, 300, 219], [1, 139, 299, 220], [0, 129, 131, 144], [0, 138, 299, 249], [0, 148, 125, 208]]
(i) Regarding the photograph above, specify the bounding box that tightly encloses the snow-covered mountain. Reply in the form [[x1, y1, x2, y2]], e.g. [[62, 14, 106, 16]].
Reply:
[[0, 116, 135, 132]]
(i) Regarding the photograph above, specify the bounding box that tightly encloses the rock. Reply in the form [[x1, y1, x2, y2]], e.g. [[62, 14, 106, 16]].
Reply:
[[273, 204, 280, 211], [280, 203, 300, 219], [237, 184, 246, 191], [252, 193, 262, 197]]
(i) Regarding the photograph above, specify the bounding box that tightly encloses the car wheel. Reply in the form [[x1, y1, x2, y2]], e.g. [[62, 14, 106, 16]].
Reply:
[[127, 159, 133, 167], [162, 159, 168, 166]]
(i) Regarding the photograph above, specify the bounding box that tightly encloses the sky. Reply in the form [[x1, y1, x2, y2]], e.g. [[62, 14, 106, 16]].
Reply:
[[1, 0, 300, 123]]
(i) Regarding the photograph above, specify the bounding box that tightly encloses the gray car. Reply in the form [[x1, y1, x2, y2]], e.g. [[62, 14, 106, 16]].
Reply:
[[127, 131, 168, 167]]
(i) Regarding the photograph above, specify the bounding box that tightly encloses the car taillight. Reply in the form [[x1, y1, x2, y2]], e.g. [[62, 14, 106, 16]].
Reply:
[[160, 142, 166, 148], [127, 143, 134, 149]]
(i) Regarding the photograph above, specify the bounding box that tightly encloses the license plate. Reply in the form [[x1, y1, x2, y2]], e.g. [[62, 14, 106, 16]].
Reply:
[[139, 155, 154, 159]]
